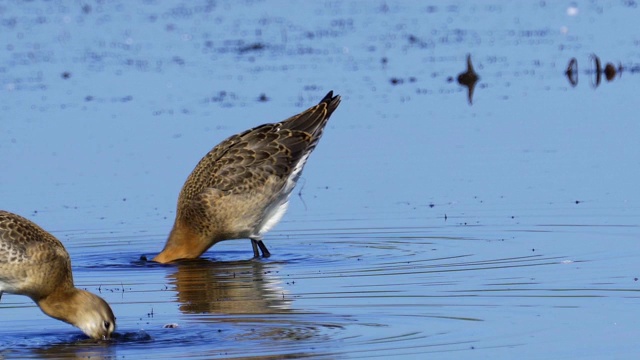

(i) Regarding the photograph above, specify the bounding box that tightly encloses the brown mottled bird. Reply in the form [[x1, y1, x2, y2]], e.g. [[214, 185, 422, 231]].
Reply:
[[154, 91, 341, 263], [0, 210, 116, 339]]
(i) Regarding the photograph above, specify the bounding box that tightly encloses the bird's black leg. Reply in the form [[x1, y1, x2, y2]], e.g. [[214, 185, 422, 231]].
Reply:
[[251, 239, 260, 258], [257, 240, 271, 258]]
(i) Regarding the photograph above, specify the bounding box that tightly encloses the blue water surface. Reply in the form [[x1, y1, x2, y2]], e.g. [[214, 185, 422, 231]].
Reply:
[[1, 1, 639, 358]]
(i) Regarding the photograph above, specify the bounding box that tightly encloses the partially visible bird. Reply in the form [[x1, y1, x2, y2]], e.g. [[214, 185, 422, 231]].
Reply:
[[0, 210, 116, 339], [154, 91, 341, 263]]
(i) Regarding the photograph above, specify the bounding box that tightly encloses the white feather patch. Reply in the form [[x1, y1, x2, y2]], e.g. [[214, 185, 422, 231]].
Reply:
[[254, 151, 311, 237]]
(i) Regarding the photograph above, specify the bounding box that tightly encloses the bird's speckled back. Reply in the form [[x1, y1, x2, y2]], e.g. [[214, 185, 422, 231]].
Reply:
[[0, 210, 73, 299]]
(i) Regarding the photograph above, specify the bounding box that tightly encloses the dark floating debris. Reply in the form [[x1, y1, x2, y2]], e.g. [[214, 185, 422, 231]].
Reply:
[[407, 34, 432, 49], [389, 76, 416, 86], [238, 42, 265, 54], [565, 55, 624, 88], [604, 63, 617, 81], [565, 57, 578, 87], [390, 77, 403, 85], [456, 54, 479, 105], [257, 93, 269, 102]]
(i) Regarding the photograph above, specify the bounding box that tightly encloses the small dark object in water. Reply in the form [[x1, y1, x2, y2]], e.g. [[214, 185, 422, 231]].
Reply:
[[238, 42, 265, 54], [258, 93, 269, 102], [604, 63, 617, 81], [61, 71, 71, 79], [565, 58, 578, 87], [457, 54, 479, 104], [140, 255, 148, 261]]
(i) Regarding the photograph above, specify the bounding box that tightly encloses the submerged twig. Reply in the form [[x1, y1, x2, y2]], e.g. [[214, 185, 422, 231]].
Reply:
[[297, 177, 308, 211]]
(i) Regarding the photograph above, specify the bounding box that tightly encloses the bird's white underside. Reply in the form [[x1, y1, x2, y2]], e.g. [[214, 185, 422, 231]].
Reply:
[[252, 151, 311, 238]]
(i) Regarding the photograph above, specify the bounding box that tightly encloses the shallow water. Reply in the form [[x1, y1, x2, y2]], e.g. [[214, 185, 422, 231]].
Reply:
[[2, 0, 640, 358]]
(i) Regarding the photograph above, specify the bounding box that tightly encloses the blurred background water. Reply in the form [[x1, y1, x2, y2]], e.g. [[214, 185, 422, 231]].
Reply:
[[1, 1, 639, 358]]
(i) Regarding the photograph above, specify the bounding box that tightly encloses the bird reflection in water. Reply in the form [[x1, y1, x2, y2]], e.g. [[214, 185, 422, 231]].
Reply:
[[22, 330, 151, 359], [167, 259, 291, 315], [457, 54, 480, 105], [163, 259, 341, 357], [27, 338, 116, 359]]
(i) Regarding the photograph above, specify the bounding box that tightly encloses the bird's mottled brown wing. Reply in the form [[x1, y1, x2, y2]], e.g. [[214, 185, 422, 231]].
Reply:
[[0, 211, 67, 264], [179, 124, 311, 200], [279, 91, 341, 154], [0, 211, 73, 296], [179, 91, 341, 202]]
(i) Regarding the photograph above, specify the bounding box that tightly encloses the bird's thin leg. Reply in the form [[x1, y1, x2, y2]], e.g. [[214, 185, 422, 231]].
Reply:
[[251, 239, 260, 258], [257, 240, 271, 258]]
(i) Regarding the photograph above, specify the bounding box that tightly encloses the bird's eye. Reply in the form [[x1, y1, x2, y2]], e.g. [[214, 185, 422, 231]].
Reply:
[[103, 321, 111, 329]]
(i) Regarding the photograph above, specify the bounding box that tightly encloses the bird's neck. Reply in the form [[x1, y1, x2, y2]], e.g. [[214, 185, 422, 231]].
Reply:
[[153, 220, 212, 263], [37, 287, 83, 325]]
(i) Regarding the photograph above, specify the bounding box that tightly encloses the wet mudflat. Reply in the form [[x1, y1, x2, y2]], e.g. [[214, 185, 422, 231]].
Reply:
[[2, 1, 640, 359]]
